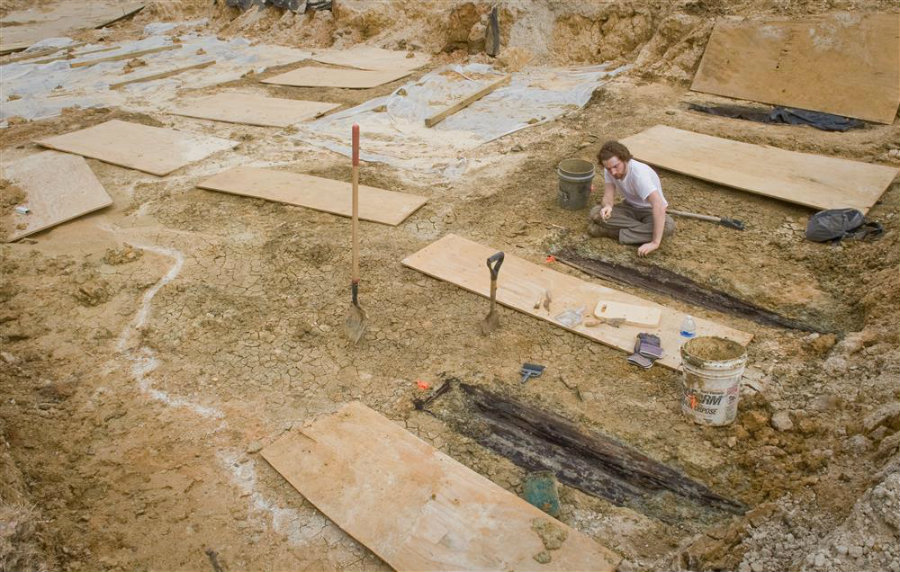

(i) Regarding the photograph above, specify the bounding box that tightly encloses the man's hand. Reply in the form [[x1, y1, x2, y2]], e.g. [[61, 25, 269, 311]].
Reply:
[[600, 205, 612, 220], [637, 241, 660, 257]]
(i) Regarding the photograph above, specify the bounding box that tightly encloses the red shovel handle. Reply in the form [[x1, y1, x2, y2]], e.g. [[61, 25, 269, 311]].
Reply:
[[352, 124, 359, 166]]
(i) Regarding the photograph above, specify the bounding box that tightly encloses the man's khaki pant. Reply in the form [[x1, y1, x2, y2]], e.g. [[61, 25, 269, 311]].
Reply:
[[588, 203, 676, 245]]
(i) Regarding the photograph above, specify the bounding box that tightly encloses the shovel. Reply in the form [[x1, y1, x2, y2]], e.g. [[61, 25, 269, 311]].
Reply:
[[345, 124, 368, 343], [480, 251, 504, 335], [668, 208, 745, 230]]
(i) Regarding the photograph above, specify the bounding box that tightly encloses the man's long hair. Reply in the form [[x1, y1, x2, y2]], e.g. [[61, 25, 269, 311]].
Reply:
[[598, 141, 632, 164]]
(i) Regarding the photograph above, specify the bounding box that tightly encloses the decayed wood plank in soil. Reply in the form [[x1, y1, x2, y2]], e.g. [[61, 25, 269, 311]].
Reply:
[[692, 13, 900, 124], [35, 119, 238, 176], [402, 234, 753, 370], [197, 166, 427, 226], [621, 125, 899, 214], [1, 151, 112, 242], [555, 250, 828, 333], [262, 401, 620, 572], [434, 382, 746, 520]]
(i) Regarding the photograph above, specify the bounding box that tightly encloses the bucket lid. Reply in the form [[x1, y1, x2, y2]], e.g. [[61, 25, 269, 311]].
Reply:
[[681, 336, 747, 369]]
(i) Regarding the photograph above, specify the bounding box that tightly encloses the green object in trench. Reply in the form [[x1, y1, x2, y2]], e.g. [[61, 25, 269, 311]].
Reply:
[[524, 470, 560, 517]]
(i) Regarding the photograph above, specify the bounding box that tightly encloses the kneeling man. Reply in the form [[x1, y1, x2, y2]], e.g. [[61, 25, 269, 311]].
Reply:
[[588, 140, 675, 257]]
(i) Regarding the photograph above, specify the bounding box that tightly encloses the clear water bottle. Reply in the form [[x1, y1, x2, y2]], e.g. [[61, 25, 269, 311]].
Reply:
[[680, 315, 696, 338]]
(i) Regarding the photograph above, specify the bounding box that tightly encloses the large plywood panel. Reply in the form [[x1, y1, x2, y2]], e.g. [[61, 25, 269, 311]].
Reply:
[[1, 151, 112, 242], [309, 46, 430, 72], [620, 125, 898, 214], [35, 120, 238, 176], [261, 66, 412, 89], [197, 166, 426, 226], [262, 402, 620, 572], [169, 93, 341, 127], [0, 2, 144, 54], [402, 234, 752, 370], [692, 13, 900, 124]]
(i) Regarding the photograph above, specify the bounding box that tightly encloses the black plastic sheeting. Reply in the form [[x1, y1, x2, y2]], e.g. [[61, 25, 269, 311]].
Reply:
[[688, 103, 865, 132]]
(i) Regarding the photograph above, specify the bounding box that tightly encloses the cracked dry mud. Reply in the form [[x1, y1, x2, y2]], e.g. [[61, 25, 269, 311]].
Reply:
[[1, 1, 899, 572]]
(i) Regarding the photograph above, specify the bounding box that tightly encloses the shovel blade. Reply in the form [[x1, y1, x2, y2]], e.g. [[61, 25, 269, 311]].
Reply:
[[345, 303, 367, 344], [480, 311, 499, 335]]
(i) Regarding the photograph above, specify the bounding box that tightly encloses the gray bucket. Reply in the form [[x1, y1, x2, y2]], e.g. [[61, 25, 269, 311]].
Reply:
[[557, 159, 595, 210]]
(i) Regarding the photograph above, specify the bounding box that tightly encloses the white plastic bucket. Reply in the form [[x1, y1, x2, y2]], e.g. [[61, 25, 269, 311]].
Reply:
[[680, 336, 748, 426]]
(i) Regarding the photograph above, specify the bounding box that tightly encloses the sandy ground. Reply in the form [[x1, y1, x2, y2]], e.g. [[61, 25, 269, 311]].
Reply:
[[1, 1, 899, 571]]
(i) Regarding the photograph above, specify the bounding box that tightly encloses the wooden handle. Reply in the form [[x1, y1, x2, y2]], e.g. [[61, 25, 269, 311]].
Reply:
[[351, 125, 360, 283], [667, 209, 720, 223]]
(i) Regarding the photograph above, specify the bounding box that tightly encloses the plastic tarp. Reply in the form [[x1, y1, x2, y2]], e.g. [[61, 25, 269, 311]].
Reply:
[[290, 63, 626, 179], [0, 24, 311, 126], [688, 103, 865, 132]]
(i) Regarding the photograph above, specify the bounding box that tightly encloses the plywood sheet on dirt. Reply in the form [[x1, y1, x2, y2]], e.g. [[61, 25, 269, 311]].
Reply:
[[402, 234, 752, 370], [35, 120, 239, 177], [0, 1, 144, 54], [1, 151, 111, 242], [620, 125, 898, 214], [169, 93, 341, 127], [196, 166, 426, 226], [262, 401, 620, 572], [261, 66, 412, 89], [309, 46, 430, 72], [691, 13, 900, 124]]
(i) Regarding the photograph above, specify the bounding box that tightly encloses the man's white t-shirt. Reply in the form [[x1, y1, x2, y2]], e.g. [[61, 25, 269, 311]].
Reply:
[[604, 159, 668, 208]]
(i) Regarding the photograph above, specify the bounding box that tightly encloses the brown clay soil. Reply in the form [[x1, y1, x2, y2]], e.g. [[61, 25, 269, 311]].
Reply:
[[1, 1, 899, 572]]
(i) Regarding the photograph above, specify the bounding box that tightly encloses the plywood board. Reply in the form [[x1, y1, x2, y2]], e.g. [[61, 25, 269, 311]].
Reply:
[[109, 60, 216, 89], [309, 46, 430, 72], [692, 13, 900, 124], [594, 300, 661, 328], [261, 66, 412, 89], [402, 234, 752, 370], [0, 2, 144, 54], [620, 125, 898, 214], [169, 93, 341, 127], [1, 151, 111, 242], [262, 401, 620, 572], [35, 120, 239, 177], [197, 166, 426, 226]]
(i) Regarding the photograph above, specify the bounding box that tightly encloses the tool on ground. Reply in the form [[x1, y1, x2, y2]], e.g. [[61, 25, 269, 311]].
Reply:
[[668, 208, 745, 230], [628, 333, 663, 369], [594, 299, 661, 327], [480, 251, 504, 334], [532, 289, 551, 312], [344, 124, 368, 343], [520, 362, 546, 383], [553, 305, 584, 328]]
